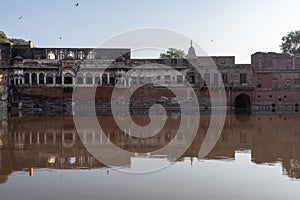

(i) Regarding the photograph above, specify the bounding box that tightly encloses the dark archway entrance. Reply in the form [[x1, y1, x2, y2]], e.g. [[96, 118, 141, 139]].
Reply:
[[234, 93, 251, 114]]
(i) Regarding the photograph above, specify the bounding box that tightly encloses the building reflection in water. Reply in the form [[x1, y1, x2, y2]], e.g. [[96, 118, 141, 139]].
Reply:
[[0, 113, 300, 180]]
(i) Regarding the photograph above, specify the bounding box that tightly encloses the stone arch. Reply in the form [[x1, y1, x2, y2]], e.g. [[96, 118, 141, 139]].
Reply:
[[78, 51, 84, 59], [102, 73, 108, 85], [64, 72, 74, 85], [46, 73, 54, 84], [109, 73, 115, 85], [85, 73, 93, 85], [31, 73, 37, 84], [56, 74, 62, 85], [186, 70, 195, 84], [87, 51, 95, 59], [76, 73, 84, 85], [234, 93, 251, 113], [24, 73, 30, 84], [94, 73, 101, 85], [39, 73, 44, 84], [58, 50, 65, 60]]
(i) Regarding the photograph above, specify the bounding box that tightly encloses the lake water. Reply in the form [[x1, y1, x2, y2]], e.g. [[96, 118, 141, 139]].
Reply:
[[0, 113, 300, 200]]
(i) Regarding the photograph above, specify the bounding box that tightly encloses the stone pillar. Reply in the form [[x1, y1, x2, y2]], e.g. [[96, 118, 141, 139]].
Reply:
[[29, 73, 32, 85], [53, 74, 56, 86], [37, 74, 39, 85]]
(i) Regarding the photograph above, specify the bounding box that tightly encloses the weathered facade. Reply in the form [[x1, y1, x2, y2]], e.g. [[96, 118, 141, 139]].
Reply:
[[252, 52, 300, 111], [1, 41, 299, 111]]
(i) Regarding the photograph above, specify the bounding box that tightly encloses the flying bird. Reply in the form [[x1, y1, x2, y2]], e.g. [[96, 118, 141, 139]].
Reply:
[[18, 16, 22, 20], [211, 40, 214, 42], [59, 37, 62, 40], [75, 3, 79, 6]]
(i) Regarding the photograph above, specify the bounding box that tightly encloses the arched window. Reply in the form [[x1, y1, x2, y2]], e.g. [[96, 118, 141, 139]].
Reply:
[[24, 73, 30, 84], [31, 73, 37, 85], [87, 51, 95, 59], [46, 73, 54, 84], [39, 73, 44, 84], [85, 73, 93, 85], [76, 73, 84, 85], [56, 75, 62, 85], [95, 74, 101, 85], [64, 73, 73, 84], [15, 76, 19, 85], [186, 70, 195, 84], [58, 50, 65, 60], [102, 73, 108, 85], [109, 74, 115, 85], [78, 51, 84, 59]]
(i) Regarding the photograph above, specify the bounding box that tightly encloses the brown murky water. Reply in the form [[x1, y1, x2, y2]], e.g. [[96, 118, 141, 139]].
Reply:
[[0, 113, 300, 199]]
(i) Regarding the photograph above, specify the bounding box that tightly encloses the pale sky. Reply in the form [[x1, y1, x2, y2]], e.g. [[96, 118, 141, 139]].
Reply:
[[1, 0, 300, 63]]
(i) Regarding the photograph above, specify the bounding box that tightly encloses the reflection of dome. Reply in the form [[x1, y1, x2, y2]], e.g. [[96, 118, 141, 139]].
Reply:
[[187, 40, 197, 59]]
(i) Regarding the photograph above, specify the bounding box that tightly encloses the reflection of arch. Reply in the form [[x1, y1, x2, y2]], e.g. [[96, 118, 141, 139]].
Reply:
[[31, 73, 37, 84], [235, 93, 251, 114], [46, 73, 54, 84], [64, 73, 73, 84], [39, 73, 44, 84], [45, 131, 55, 144], [62, 132, 76, 148], [24, 73, 30, 84]]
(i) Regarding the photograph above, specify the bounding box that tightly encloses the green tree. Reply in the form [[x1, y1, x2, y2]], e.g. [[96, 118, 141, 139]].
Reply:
[[0, 31, 9, 43], [159, 48, 186, 59], [0, 30, 28, 44], [280, 30, 300, 56], [9, 38, 28, 45]]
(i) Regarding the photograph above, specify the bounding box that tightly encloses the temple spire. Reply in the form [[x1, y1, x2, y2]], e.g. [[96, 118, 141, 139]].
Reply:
[[187, 40, 197, 59]]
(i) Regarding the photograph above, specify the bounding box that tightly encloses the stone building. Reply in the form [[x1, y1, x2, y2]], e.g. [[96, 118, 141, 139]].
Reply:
[[0, 40, 299, 111], [252, 52, 300, 111]]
